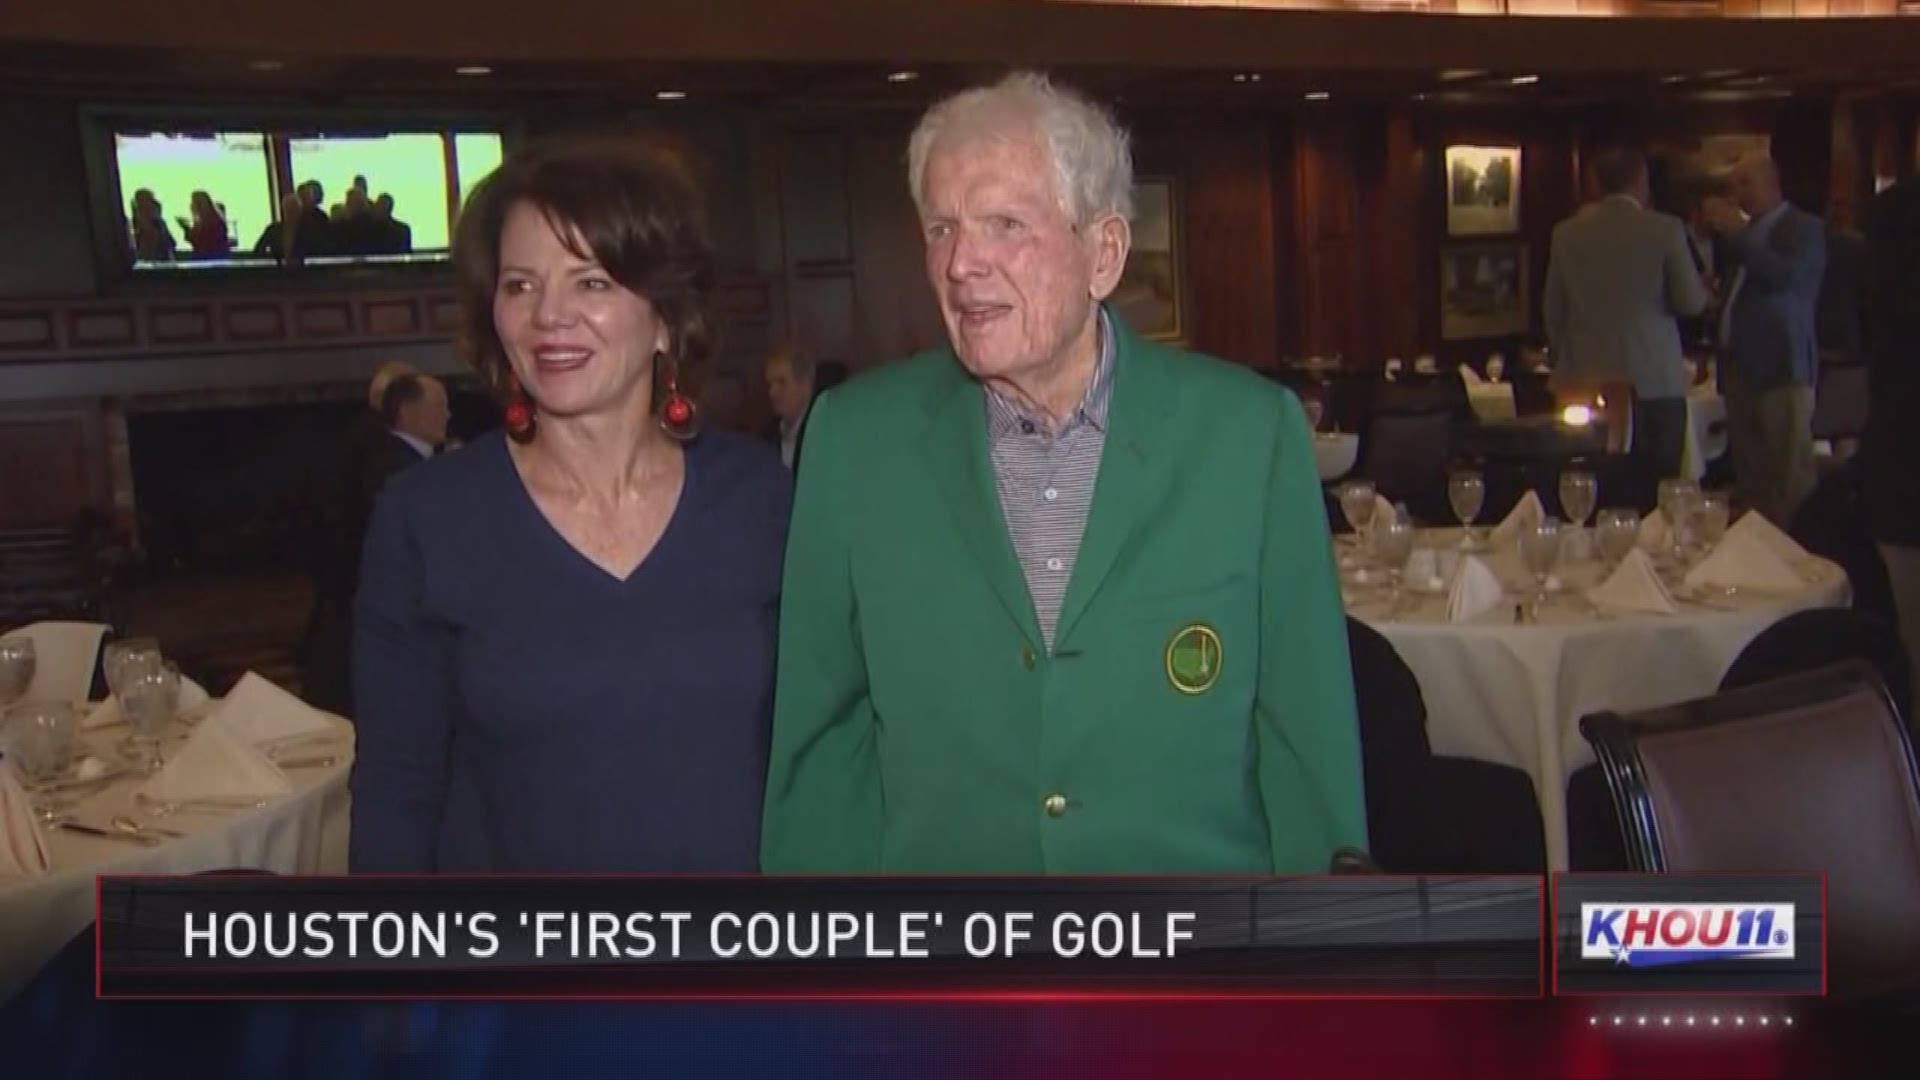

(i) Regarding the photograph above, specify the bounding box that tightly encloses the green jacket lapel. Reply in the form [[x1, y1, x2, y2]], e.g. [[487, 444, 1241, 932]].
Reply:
[[1054, 319, 1178, 649], [920, 357, 1043, 644]]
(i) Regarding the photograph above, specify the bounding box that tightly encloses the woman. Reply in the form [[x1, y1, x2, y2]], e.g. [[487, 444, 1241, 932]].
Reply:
[[349, 137, 791, 872], [182, 190, 231, 257], [128, 189, 176, 263]]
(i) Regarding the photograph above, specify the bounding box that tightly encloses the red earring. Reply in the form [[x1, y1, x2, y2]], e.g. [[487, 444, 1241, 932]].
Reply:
[[504, 372, 536, 443], [659, 355, 699, 442]]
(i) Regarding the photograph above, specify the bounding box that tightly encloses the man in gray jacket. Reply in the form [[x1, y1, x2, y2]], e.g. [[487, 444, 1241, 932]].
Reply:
[[1545, 148, 1711, 480], [1706, 156, 1827, 528]]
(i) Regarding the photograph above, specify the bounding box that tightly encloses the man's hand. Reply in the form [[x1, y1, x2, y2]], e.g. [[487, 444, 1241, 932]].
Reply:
[[1702, 196, 1749, 236]]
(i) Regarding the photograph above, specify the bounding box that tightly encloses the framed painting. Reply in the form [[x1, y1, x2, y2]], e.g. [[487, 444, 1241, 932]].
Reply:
[[1112, 177, 1183, 342], [1445, 145, 1522, 237], [1440, 242, 1530, 341]]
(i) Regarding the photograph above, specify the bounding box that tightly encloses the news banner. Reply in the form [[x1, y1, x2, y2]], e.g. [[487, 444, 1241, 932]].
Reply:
[[92, 873, 1822, 998]]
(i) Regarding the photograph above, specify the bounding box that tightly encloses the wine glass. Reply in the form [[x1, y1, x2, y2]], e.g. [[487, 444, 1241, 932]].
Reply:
[[0, 636, 34, 710], [1695, 492, 1731, 550], [1656, 480, 1702, 565], [120, 662, 180, 773], [104, 637, 163, 699], [1448, 470, 1486, 549], [1371, 512, 1417, 615], [1558, 470, 1599, 562], [1595, 508, 1641, 570], [1518, 518, 1564, 620], [4, 700, 77, 820], [1338, 479, 1379, 537]]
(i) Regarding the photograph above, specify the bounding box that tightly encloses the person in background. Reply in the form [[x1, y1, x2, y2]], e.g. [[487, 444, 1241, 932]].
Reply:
[[1706, 156, 1827, 528], [762, 345, 819, 471], [253, 192, 307, 264], [1818, 200, 1869, 369], [296, 180, 335, 257], [761, 72, 1365, 874], [1863, 172, 1920, 710], [180, 190, 231, 258], [1544, 147, 1709, 480], [1679, 175, 1731, 357], [350, 135, 790, 873], [128, 189, 176, 263], [378, 373, 451, 466], [372, 194, 413, 254]]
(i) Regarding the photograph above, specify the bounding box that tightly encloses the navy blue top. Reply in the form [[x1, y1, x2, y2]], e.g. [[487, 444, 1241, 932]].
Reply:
[[348, 429, 790, 873]]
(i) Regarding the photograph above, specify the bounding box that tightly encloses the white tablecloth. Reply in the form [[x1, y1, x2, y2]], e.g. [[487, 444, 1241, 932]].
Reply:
[[0, 712, 352, 1000], [1346, 531, 1848, 869]]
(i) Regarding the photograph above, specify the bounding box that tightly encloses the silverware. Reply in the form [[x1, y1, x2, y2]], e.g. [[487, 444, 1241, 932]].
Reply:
[[56, 821, 158, 846], [134, 792, 269, 817], [113, 814, 182, 840], [273, 755, 337, 769]]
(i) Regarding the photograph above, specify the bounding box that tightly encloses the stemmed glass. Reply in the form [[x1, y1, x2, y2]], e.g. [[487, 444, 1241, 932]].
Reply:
[[1371, 511, 1417, 616], [103, 637, 164, 767], [1518, 518, 1564, 620], [120, 663, 180, 774], [0, 636, 34, 711], [1656, 480, 1702, 567], [1558, 470, 1598, 561], [1594, 508, 1641, 570], [4, 699, 77, 821], [1448, 470, 1486, 550], [1338, 481, 1379, 567], [1695, 492, 1731, 550]]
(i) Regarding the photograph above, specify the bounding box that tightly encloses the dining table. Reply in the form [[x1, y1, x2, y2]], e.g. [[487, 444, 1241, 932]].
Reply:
[[1342, 527, 1850, 870], [0, 702, 352, 1001]]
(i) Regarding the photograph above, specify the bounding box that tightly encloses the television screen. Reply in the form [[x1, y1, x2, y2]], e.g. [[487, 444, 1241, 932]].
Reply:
[[110, 127, 504, 271]]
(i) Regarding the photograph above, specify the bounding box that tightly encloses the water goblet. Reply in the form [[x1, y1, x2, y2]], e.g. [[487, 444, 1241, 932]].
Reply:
[[1371, 512, 1417, 615], [4, 700, 78, 819], [1695, 492, 1731, 550], [1448, 470, 1486, 550], [104, 637, 163, 699], [1656, 479, 1702, 565], [0, 636, 33, 710], [1594, 508, 1641, 570], [1338, 480, 1379, 564], [120, 662, 180, 774], [1518, 517, 1565, 619]]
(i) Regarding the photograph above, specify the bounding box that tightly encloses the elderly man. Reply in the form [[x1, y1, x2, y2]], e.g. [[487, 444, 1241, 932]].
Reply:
[[1707, 156, 1827, 527], [761, 72, 1365, 874], [762, 345, 818, 471]]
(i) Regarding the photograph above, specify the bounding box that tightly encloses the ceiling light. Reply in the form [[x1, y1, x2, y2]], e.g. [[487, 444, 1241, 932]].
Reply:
[[455, 65, 492, 76], [248, 59, 285, 73], [1661, 74, 1687, 84], [655, 90, 688, 101], [1305, 91, 1331, 101], [887, 70, 918, 83], [1440, 69, 1484, 82], [1511, 75, 1540, 86]]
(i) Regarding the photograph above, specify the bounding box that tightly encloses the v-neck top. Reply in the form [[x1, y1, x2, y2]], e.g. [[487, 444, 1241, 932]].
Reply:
[[349, 428, 791, 873]]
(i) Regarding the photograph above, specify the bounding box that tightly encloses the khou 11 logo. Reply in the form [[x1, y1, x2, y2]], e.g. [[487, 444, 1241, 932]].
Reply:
[[1580, 903, 1795, 969]]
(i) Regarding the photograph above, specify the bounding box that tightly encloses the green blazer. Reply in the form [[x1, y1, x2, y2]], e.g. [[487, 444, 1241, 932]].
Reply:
[[762, 318, 1366, 874]]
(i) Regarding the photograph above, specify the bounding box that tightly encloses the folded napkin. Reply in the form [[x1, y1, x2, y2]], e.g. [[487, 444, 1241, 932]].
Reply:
[[82, 675, 211, 731], [1467, 384, 1518, 423], [210, 672, 334, 748], [1383, 358, 1403, 382], [1587, 549, 1679, 615], [1413, 356, 1439, 375], [1486, 356, 1506, 382], [1447, 556, 1506, 623], [1636, 509, 1669, 552], [1726, 510, 1810, 567], [139, 720, 292, 804], [1685, 524, 1805, 593], [8, 621, 107, 705], [1489, 491, 1546, 547], [0, 766, 51, 880], [1458, 363, 1486, 386]]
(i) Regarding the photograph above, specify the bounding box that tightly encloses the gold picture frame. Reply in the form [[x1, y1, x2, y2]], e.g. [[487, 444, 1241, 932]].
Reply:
[[1112, 177, 1183, 342], [1445, 145, 1522, 237]]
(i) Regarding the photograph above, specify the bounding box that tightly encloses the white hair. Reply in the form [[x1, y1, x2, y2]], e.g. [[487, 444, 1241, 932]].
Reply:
[[907, 71, 1133, 228]]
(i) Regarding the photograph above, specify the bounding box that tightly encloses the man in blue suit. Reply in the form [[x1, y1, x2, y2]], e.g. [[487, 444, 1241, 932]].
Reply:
[[1706, 156, 1826, 527]]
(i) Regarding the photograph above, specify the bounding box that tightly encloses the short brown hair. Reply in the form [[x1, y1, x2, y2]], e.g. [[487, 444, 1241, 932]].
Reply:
[[1590, 146, 1648, 197], [452, 135, 715, 403]]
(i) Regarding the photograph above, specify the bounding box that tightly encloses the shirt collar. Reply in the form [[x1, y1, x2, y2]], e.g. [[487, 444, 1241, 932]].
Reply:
[[392, 429, 434, 459], [781, 398, 811, 439], [986, 308, 1117, 439], [1602, 193, 1643, 211]]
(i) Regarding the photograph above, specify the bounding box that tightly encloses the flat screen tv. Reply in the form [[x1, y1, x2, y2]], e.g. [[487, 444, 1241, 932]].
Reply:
[[104, 124, 504, 273]]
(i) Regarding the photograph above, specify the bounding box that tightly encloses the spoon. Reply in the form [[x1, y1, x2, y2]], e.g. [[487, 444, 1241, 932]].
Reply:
[[134, 792, 269, 817], [112, 814, 183, 840]]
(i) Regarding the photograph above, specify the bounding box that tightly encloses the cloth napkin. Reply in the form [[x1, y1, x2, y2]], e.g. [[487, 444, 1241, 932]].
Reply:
[[1458, 363, 1486, 386], [1489, 491, 1546, 547], [1636, 509, 1669, 552], [1383, 358, 1403, 382], [7, 621, 107, 705], [1685, 523, 1805, 593], [1467, 384, 1518, 423], [1447, 556, 1506, 623], [1587, 549, 1679, 615], [210, 672, 335, 748], [0, 765, 51, 880], [82, 675, 211, 731], [1727, 510, 1810, 566], [1413, 356, 1439, 375], [139, 720, 292, 804]]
